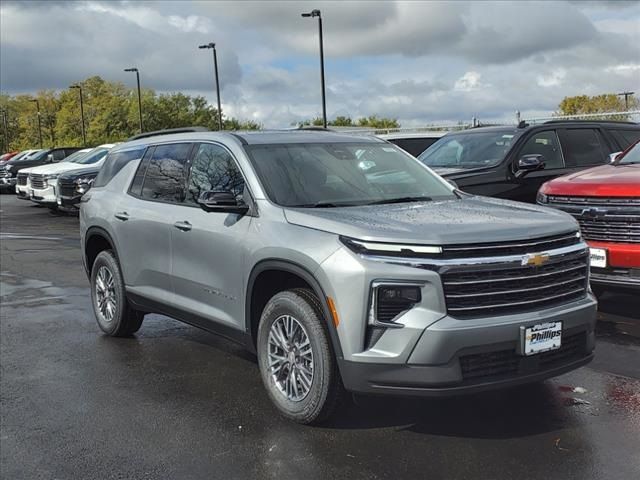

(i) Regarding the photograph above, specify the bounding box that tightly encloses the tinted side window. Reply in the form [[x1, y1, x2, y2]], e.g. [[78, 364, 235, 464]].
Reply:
[[94, 147, 146, 188], [558, 129, 607, 167], [129, 147, 154, 196], [140, 143, 192, 203], [52, 149, 66, 161], [388, 138, 439, 157], [609, 129, 640, 150], [185, 143, 245, 206], [517, 130, 563, 169]]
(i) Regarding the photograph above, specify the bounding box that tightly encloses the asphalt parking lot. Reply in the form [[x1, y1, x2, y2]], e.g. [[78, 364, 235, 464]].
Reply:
[[1, 194, 639, 480]]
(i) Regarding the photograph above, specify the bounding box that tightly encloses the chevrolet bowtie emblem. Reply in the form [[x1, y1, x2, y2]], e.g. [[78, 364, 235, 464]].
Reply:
[[522, 253, 550, 267]]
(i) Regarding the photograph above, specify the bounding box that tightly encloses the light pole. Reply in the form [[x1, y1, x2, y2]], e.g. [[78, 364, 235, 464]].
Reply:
[[30, 99, 43, 148], [301, 9, 327, 129], [198, 43, 223, 130], [124, 67, 143, 133], [70, 84, 86, 146]]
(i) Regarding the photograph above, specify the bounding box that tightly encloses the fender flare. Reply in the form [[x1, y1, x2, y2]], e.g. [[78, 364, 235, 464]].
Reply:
[[83, 226, 118, 276], [245, 259, 344, 360]]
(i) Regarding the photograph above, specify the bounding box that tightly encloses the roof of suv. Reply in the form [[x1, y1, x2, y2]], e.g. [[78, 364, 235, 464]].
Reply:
[[444, 120, 640, 137]]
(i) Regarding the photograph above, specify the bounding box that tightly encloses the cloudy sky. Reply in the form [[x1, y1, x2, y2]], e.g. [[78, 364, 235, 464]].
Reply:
[[1, 0, 639, 127]]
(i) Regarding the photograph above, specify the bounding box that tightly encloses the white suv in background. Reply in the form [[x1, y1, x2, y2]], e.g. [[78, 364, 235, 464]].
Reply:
[[28, 145, 116, 209], [16, 149, 91, 201]]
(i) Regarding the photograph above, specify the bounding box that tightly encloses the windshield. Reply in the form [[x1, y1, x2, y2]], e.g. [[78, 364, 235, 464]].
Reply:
[[76, 148, 110, 165], [16, 150, 47, 162], [247, 142, 455, 207], [618, 141, 640, 165], [63, 150, 91, 163], [418, 131, 521, 168]]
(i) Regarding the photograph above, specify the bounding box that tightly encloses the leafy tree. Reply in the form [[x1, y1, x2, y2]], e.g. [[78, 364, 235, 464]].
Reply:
[[557, 94, 638, 120]]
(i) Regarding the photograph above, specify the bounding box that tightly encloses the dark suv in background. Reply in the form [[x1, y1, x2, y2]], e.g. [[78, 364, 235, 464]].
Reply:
[[418, 121, 640, 203], [0, 147, 83, 192]]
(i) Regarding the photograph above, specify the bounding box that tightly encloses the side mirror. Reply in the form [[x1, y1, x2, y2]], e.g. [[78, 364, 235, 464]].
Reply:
[[609, 151, 622, 163], [515, 154, 545, 178], [46, 154, 55, 163], [197, 190, 249, 215]]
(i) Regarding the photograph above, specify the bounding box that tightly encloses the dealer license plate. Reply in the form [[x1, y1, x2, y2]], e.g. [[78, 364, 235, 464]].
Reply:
[[589, 248, 607, 268], [522, 322, 562, 356]]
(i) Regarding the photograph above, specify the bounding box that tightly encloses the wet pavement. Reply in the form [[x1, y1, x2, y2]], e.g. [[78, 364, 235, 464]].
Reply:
[[1, 195, 639, 480]]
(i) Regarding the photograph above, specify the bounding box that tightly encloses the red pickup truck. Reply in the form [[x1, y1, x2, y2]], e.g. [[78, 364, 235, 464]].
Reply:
[[537, 141, 640, 295]]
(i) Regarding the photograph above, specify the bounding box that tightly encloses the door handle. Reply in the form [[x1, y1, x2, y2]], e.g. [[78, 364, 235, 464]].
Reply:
[[173, 221, 192, 232], [114, 211, 130, 221]]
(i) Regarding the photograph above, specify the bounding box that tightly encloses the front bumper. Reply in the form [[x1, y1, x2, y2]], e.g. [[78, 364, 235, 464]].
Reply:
[[0, 177, 16, 189], [30, 185, 57, 206], [16, 183, 30, 199], [57, 194, 81, 211], [587, 240, 640, 290], [339, 295, 597, 396]]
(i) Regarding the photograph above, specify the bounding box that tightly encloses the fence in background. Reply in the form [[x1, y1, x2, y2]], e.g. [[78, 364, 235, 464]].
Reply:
[[340, 110, 640, 136]]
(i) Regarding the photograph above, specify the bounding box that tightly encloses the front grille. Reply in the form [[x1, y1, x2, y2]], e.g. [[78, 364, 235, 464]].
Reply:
[[442, 249, 589, 318], [58, 181, 77, 197], [548, 195, 640, 208], [547, 196, 640, 244], [460, 332, 587, 382], [29, 174, 47, 190], [0, 167, 10, 179], [16, 173, 28, 186]]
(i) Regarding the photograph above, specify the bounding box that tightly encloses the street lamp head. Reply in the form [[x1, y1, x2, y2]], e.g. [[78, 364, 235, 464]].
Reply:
[[198, 43, 215, 49], [124, 67, 138, 72], [302, 9, 321, 18]]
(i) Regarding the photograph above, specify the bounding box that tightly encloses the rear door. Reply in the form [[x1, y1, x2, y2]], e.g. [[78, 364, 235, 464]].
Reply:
[[170, 142, 252, 329], [113, 143, 193, 304], [509, 130, 566, 202], [556, 127, 609, 174]]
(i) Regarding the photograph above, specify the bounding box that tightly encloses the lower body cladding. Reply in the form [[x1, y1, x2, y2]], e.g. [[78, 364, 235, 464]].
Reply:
[[339, 296, 596, 396]]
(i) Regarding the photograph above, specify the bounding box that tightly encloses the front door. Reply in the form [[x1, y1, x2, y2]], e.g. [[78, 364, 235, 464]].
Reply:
[[510, 130, 566, 202], [170, 142, 252, 329]]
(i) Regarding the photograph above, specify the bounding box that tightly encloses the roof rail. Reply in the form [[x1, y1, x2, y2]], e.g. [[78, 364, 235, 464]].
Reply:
[[296, 126, 335, 132], [542, 119, 638, 125], [127, 126, 210, 141]]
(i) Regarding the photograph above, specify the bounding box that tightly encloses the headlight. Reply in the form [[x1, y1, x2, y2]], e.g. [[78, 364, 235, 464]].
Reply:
[[6, 165, 13, 172], [536, 192, 548, 204], [44, 174, 59, 180], [75, 177, 95, 194]]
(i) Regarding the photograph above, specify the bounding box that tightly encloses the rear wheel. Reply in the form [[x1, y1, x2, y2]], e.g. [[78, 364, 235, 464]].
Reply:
[[90, 250, 143, 336], [257, 288, 344, 424]]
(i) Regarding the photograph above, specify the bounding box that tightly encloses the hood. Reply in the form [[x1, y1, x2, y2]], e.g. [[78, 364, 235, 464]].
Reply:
[[28, 159, 104, 175], [283, 196, 577, 245], [543, 163, 640, 197], [59, 166, 100, 180]]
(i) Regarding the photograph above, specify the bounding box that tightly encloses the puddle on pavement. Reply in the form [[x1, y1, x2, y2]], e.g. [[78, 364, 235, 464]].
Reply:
[[0, 271, 86, 308]]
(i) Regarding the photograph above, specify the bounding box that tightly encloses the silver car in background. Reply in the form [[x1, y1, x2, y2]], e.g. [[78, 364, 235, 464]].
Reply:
[[80, 130, 597, 424]]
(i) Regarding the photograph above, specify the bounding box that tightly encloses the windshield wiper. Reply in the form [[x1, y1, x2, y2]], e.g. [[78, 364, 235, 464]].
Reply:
[[290, 201, 346, 208], [364, 196, 433, 206]]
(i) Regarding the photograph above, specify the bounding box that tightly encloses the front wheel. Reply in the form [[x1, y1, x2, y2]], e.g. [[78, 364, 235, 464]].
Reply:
[[90, 250, 144, 336], [257, 288, 344, 424]]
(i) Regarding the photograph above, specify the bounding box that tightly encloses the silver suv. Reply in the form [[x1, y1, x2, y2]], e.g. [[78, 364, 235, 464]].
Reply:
[[80, 130, 597, 424]]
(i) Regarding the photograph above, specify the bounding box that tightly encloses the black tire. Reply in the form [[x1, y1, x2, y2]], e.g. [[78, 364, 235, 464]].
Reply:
[[257, 288, 345, 425], [90, 250, 143, 336]]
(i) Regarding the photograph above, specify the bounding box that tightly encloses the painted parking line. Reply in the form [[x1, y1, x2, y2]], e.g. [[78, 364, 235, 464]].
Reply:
[[0, 233, 62, 241]]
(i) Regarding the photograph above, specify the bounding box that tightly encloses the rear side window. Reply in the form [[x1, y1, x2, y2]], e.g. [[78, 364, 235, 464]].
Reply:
[[94, 147, 146, 188], [608, 129, 640, 150], [52, 149, 66, 161], [557, 129, 607, 167], [139, 143, 193, 203], [388, 138, 440, 157]]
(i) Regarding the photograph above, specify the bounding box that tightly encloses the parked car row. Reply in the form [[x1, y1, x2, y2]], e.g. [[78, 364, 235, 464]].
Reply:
[[2, 121, 637, 424]]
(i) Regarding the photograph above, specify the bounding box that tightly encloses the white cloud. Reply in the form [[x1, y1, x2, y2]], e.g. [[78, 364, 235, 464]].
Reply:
[[454, 71, 483, 91], [537, 69, 567, 88]]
